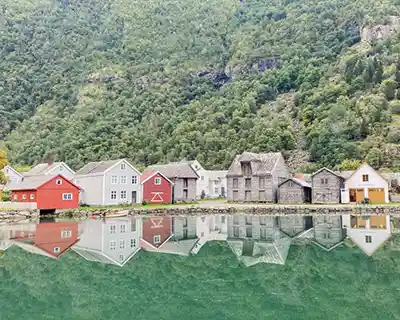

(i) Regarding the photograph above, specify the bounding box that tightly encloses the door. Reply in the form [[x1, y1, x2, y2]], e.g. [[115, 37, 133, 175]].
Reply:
[[350, 189, 364, 203], [131, 191, 137, 204], [245, 191, 251, 201], [183, 189, 188, 200], [221, 186, 225, 197], [368, 188, 385, 203]]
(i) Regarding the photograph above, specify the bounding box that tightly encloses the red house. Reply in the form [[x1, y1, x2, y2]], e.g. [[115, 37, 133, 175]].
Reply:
[[12, 221, 79, 259], [140, 171, 173, 204], [9, 174, 81, 210], [140, 217, 173, 251]]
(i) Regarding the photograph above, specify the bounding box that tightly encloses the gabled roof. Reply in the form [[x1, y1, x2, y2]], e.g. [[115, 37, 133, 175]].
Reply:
[[341, 163, 389, 183], [2, 165, 23, 178], [145, 162, 199, 179], [278, 177, 311, 188], [72, 246, 141, 267], [227, 152, 282, 177], [75, 159, 141, 176], [142, 238, 199, 256], [311, 167, 344, 179], [8, 174, 81, 191], [140, 171, 173, 185], [23, 162, 75, 177]]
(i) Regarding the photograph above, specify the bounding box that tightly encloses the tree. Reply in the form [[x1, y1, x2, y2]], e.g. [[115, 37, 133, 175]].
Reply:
[[0, 149, 8, 185], [381, 79, 397, 100], [338, 159, 362, 170], [365, 148, 384, 168]]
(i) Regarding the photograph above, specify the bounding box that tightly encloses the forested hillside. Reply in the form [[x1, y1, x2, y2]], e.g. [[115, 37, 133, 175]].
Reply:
[[1, 0, 400, 171]]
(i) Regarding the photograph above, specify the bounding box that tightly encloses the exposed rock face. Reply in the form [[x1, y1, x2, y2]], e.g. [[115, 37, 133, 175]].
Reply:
[[361, 16, 400, 42]]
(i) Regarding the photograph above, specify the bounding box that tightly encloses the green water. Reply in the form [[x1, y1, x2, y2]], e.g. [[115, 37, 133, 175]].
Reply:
[[1, 241, 400, 320]]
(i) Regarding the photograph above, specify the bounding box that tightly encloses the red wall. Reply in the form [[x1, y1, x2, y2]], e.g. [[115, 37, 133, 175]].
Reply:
[[12, 190, 37, 203], [142, 173, 172, 204], [35, 222, 79, 257], [142, 217, 172, 248]]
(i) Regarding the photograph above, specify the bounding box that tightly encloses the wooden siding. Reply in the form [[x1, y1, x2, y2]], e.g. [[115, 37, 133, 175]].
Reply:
[[173, 178, 197, 202], [278, 216, 307, 237], [227, 215, 278, 240], [312, 170, 343, 203], [278, 181, 307, 203], [227, 176, 274, 202]]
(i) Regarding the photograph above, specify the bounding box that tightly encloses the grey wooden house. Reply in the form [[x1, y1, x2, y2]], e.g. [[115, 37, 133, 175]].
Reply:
[[311, 168, 344, 203], [312, 216, 346, 251], [146, 162, 199, 202], [278, 216, 313, 238], [226, 152, 289, 202], [278, 178, 312, 203]]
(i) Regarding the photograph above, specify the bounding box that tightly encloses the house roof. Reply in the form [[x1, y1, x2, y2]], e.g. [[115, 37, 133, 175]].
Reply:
[[75, 159, 122, 175], [278, 177, 311, 188], [336, 170, 354, 179], [312, 167, 344, 179], [340, 163, 389, 183], [72, 247, 141, 267], [2, 165, 23, 178], [208, 170, 228, 181], [226, 152, 282, 177], [8, 174, 81, 191], [23, 162, 74, 176], [145, 162, 199, 179], [140, 171, 173, 185]]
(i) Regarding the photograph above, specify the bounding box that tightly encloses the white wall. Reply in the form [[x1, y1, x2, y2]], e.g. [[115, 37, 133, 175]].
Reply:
[[0, 202, 37, 210]]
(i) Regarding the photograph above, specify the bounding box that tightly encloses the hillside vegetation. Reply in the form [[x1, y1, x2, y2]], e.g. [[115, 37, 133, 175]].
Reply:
[[1, 0, 400, 171]]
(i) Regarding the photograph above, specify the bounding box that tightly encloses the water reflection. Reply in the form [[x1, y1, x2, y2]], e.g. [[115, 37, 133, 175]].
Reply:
[[0, 214, 398, 266]]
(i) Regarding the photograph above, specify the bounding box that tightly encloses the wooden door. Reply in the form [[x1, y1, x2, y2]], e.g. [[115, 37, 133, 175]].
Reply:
[[368, 188, 385, 203], [356, 189, 364, 203]]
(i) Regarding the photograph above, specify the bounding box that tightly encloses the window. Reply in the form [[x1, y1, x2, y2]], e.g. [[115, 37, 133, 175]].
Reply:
[[130, 239, 136, 248], [362, 174, 369, 182], [109, 225, 116, 234], [131, 220, 136, 232], [110, 191, 117, 200], [119, 254, 125, 261], [201, 176, 204, 181], [154, 235, 161, 244], [154, 177, 162, 185], [233, 178, 238, 189], [30, 194, 35, 200], [221, 216, 226, 224], [62, 193, 73, 200], [259, 216, 266, 226], [120, 190, 127, 201], [13, 194, 17, 200], [288, 181, 293, 188], [246, 227, 252, 238], [22, 194, 27, 200], [365, 235, 372, 243], [233, 215, 239, 225], [320, 178, 328, 185], [54, 247, 60, 253], [259, 177, 265, 189], [110, 241, 116, 250], [183, 217, 188, 227], [56, 179, 62, 185], [61, 230, 72, 238], [323, 233, 331, 239], [245, 178, 251, 189], [183, 229, 188, 239], [183, 178, 188, 188], [132, 176, 138, 184], [242, 163, 252, 175], [260, 228, 267, 239], [201, 232, 205, 237], [120, 240, 125, 249], [245, 216, 252, 225], [120, 162, 126, 170], [120, 176, 127, 184], [214, 187, 219, 194], [120, 224, 126, 233], [233, 226, 239, 237], [111, 175, 118, 184]]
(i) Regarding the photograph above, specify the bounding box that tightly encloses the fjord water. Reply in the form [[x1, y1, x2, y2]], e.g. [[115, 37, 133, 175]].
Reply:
[[1, 215, 400, 320]]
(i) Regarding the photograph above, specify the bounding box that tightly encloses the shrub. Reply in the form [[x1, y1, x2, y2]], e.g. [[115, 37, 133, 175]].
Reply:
[[142, 200, 148, 206], [390, 100, 400, 114]]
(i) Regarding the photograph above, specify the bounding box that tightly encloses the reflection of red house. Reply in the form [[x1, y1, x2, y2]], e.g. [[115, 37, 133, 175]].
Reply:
[[9, 174, 81, 210], [141, 171, 173, 204], [140, 217, 173, 250], [13, 222, 79, 259]]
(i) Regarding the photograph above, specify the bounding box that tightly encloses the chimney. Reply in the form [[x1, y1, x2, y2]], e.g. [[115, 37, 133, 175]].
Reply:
[[47, 155, 54, 167]]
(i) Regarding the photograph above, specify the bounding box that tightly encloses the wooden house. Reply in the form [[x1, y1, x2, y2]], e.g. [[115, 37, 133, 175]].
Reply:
[[23, 160, 75, 180], [140, 171, 173, 204], [311, 168, 344, 203], [226, 152, 289, 202], [278, 178, 311, 203]]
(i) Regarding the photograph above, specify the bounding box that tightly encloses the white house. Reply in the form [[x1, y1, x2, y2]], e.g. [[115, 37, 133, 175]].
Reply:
[[1, 165, 24, 187], [191, 215, 228, 254], [72, 217, 142, 267], [23, 161, 75, 180], [183, 159, 228, 199], [342, 215, 391, 255], [73, 159, 142, 206], [341, 163, 389, 204]]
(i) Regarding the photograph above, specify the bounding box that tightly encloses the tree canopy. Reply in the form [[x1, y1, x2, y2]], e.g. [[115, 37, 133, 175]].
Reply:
[[1, 0, 399, 171]]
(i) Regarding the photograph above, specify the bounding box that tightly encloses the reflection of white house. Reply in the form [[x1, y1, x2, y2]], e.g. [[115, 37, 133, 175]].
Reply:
[[342, 215, 391, 255], [341, 163, 389, 204], [191, 215, 228, 254], [73, 217, 142, 267]]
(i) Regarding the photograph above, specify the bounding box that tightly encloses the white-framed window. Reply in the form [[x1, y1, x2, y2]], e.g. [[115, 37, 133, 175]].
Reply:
[[120, 162, 126, 170], [54, 247, 60, 253], [365, 235, 372, 243], [130, 238, 136, 248], [214, 187, 218, 194], [111, 175, 118, 184], [61, 230, 72, 238], [154, 235, 161, 244], [120, 224, 126, 233], [13, 194, 18, 200], [30, 194, 35, 200], [201, 176, 204, 181], [120, 190, 127, 201], [132, 176, 138, 184], [109, 225, 116, 234], [120, 240, 125, 249], [56, 179, 62, 185], [154, 177, 162, 185], [120, 176, 127, 184], [22, 194, 27, 200], [110, 240, 116, 250], [362, 174, 369, 182], [119, 254, 125, 261], [62, 193, 73, 200], [110, 190, 117, 200]]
